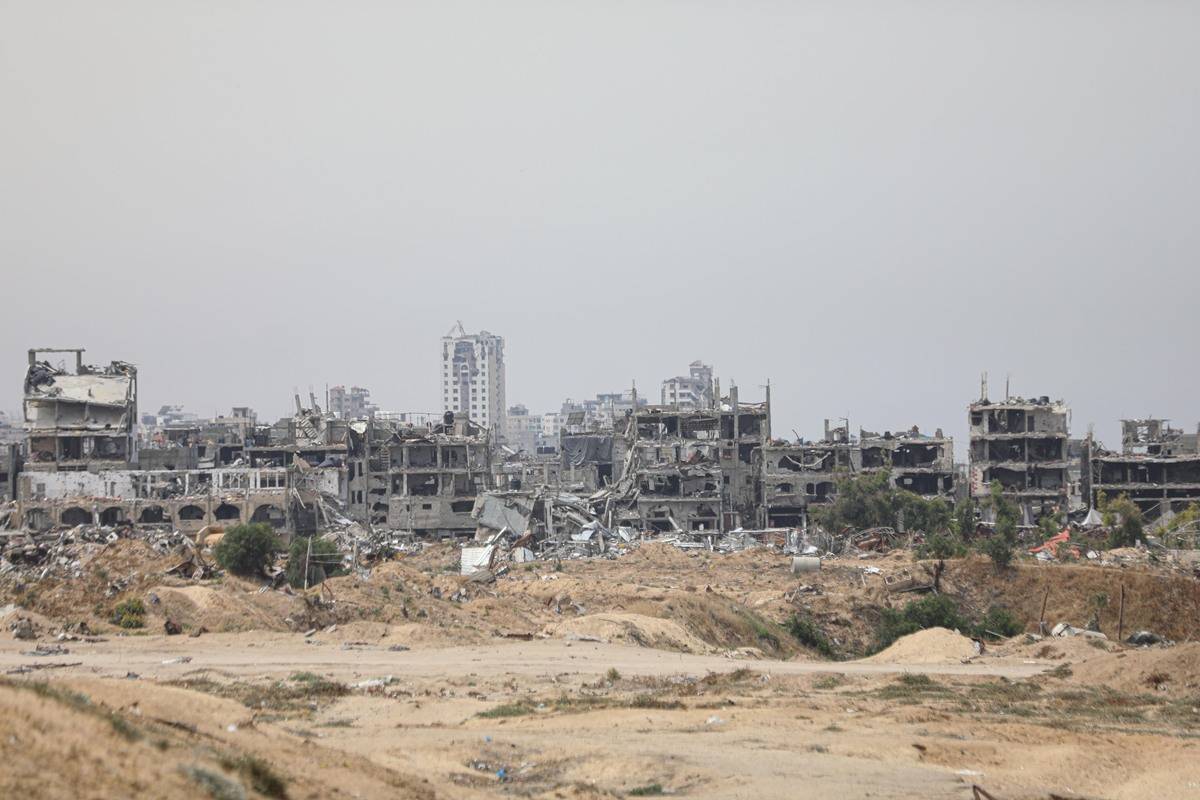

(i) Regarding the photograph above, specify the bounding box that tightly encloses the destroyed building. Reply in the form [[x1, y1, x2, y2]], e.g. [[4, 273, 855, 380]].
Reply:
[[1083, 418, 1200, 521], [15, 355, 339, 534], [346, 412, 493, 535], [969, 392, 1074, 522], [756, 420, 955, 528], [1, 443, 19, 503], [612, 384, 769, 532], [24, 348, 138, 470], [860, 427, 955, 499]]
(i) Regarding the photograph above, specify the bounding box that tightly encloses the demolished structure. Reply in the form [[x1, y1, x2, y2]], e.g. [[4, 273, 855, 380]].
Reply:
[[968, 390, 1076, 523], [756, 420, 956, 529], [24, 348, 138, 470], [7, 348, 501, 539], [1084, 418, 1200, 522], [348, 413, 493, 535], [612, 384, 769, 533]]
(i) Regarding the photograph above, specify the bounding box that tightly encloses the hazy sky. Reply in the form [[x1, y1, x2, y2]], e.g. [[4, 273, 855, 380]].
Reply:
[[2, 2, 1197, 455]]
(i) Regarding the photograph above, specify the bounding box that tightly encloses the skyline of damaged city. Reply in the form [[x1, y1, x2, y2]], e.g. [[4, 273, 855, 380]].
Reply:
[[6, 331, 1196, 462], [8, 335, 1200, 536]]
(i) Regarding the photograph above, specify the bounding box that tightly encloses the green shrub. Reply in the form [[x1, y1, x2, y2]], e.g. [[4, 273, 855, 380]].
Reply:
[[811, 469, 952, 534], [786, 613, 837, 659], [285, 535, 344, 588], [1101, 494, 1145, 549], [213, 523, 281, 577], [873, 594, 967, 653], [970, 606, 1022, 640], [916, 530, 968, 560], [980, 534, 1014, 569], [981, 481, 1019, 569], [110, 598, 146, 629]]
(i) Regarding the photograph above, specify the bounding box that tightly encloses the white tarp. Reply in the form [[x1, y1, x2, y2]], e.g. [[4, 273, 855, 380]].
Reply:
[[460, 545, 496, 576]]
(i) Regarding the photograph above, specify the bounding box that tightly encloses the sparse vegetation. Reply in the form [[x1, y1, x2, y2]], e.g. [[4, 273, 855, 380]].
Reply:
[[916, 529, 968, 560], [285, 535, 345, 588], [218, 754, 288, 800], [786, 613, 838, 659], [811, 470, 952, 535], [871, 594, 1022, 652], [213, 523, 281, 578], [628, 784, 665, 796], [980, 481, 1018, 569], [181, 765, 246, 800], [478, 701, 537, 718], [872, 594, 968, 652], [1099, 492, 1145, 549], [970, 606, 1023, 640], [110, 597, 147, 629]]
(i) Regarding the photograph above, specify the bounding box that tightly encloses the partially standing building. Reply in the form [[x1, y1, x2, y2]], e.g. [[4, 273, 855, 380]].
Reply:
[[1084, 418, 1200, 522], [968, 392, 1071, 522]]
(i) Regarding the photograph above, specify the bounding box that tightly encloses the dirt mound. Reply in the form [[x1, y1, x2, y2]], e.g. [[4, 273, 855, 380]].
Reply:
[[943, 557, 1200, 643], [0, 676, 436, 799], [543, 613, 713, 653], [864, 627, 978, 664], [154, 582, 305, 633], [1069, 643, 1200, 696]]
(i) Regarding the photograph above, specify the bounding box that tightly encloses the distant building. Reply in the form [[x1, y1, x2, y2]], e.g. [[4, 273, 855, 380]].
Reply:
[[968, 389, 1073, 522], [504, 405, 542, 454], [661, 361, 714, 410], [24, 348, 137, 471], [559, 391, 645, 433], [441, 322, 506, 433], [141, 404, 201, 427], [329, 385, 377, 420]]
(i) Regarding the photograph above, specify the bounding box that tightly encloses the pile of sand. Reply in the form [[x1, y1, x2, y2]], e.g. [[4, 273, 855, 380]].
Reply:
[[1069, 642, 1200, 696], [543, 612, 713, 653], [864, 627, 979, 665]]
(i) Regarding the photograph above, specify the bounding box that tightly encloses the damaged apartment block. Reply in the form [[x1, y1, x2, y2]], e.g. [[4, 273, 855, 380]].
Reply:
[[968, 386, 1082, 523], [347, 412, 493, 537], [16, 354, 338, 535], [24, 348, 137, 470], [1083, 418, 1200, 522], [611, 383, 769, 533], [757, 420, 955, 529]]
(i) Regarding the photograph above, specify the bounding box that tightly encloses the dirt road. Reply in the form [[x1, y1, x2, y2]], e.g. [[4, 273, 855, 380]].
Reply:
[[0, 631, 1050, 682]]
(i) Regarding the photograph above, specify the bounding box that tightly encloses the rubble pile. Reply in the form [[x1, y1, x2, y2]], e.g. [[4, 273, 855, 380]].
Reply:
[[0, 524, 195, 581]]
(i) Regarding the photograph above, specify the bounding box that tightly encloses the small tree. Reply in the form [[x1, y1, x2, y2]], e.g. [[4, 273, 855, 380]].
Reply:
[[213, 523, 281, 577], [1104, 494, 1144, 549], [982, 481, 1019, 569], [953, 497, 977, 539], [286, 535, 345, 588], [812, 470, 953, 535]]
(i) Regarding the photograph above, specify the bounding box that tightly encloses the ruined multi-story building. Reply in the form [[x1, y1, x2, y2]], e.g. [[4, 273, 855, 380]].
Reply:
[[756, 421, 955, 529], [17, 356, 341, 534], [968, 393, 1072, 522], [611, 384, 768, 532], [24, 348, 138, 471], [860, 427, 955, 500], [1083, 418, 1200, 521], [328, 385, 377, 420], [1, 443, 19, 503], [347, 413, 493, 536]]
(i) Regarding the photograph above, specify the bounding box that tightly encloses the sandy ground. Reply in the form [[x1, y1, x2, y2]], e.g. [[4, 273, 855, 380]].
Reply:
[[3, 630, 1199, 799], [0, 631, 1049, 682], [4, 542, 1200, 798]]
